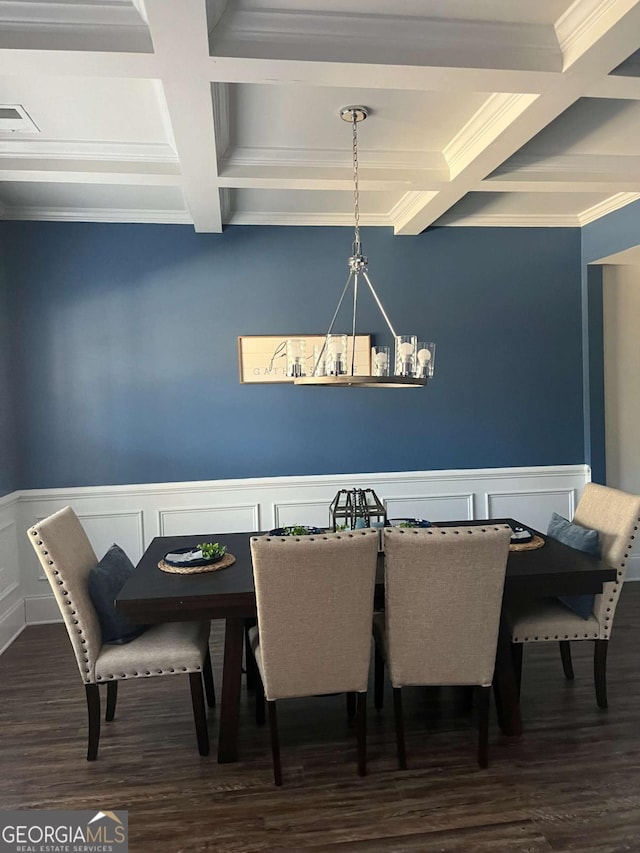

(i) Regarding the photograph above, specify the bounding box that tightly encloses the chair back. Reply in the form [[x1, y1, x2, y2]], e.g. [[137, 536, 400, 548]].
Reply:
[[250, 530, 378, 700], [573, 483, 640, 637], [28, 506, 102, 683], [383, 525, 511, 688]]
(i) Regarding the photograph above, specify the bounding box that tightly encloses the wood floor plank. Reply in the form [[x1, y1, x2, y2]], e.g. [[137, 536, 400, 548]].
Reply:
[[3, 588, 640, 851]]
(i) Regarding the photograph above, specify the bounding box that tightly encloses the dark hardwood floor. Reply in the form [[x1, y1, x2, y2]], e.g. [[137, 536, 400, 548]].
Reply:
[[3, 586, 640, 852]]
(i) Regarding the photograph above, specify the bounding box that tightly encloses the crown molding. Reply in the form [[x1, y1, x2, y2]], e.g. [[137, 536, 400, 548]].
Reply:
[[555, 0, 620, 64], [444, 93, 538, 177], [0, 1, 149, 28], [0, 139, 178, 163], [388, 191, 439, 228], [3, 206, 192, 224], [211, 81, 230, 160], [578, 191, 640, 224]]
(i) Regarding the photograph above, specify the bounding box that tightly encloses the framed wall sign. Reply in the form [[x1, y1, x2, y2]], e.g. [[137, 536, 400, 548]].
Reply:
[[238, 335, 371, 383]]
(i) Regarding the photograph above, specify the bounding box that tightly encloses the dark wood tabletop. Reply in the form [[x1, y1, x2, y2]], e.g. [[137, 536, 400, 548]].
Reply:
[[116, 519, 617, 623], [115, 519, 617, 763]]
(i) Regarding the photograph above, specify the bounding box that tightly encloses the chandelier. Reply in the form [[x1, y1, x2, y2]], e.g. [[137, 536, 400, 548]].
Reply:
[[294, 106, 436, 388]]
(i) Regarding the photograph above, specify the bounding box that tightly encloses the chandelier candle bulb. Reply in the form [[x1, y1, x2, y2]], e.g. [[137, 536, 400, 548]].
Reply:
[[326, 334, 348, 375], [286, 338, 306, 378], [372, 345, 390, 377], [417, 342, 436, 379], [395, 335, 417, 378], [313, 344, 327, 376]]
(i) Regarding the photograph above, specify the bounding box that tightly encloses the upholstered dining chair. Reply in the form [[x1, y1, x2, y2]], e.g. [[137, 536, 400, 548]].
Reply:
[[509, 483, 640, 709], [374, 525, 512, 769], [249, 529, 378, 785], [28, 506, 215, 760]]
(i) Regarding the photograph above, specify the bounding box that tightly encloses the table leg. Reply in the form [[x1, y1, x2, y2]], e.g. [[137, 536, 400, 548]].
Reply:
[[218, 616, 245, 763], [493, 612, 523, 737]]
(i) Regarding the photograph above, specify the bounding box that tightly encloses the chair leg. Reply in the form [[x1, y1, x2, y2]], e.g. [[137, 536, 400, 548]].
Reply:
[[188, 672, 210, 756], [476, 685, 490, 769], [392, 687, 407, 770], [255, 677, 266, 727], [594, 639, 609, 710], [559, 640, 574, 680], [346, 691, 356, 719], [267, 700, 282, 786], [356, 692, 367, 777], [374, 644, 384, 710], [203, 648, 216, 708], [460, 685, 474, 713], [85, 684, 101, 761], [105, 682, 118, 722], [511, 642, 523, 699], [244, 618, 258, 691]]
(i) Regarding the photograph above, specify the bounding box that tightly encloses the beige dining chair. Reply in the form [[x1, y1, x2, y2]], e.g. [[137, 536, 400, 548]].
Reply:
[[249, 529, 378, 785], [374, 525, 512, 769], [509, 483, 640, 709], [28, 506, 215, 760]]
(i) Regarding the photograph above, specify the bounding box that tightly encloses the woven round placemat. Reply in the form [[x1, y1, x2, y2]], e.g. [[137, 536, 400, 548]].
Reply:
[[509, 534, 545, 552], [158, 553, 236, 574]]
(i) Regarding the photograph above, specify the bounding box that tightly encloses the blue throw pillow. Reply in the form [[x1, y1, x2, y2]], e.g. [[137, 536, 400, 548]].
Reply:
[[88, 544, 147, 644], [547, 512, 600, 620]]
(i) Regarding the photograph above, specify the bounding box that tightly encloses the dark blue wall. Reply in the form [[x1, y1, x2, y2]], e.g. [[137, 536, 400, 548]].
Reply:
[[581, 198, 640, 483], [5, 222, 584, 489], [0, 225, 18, 496]]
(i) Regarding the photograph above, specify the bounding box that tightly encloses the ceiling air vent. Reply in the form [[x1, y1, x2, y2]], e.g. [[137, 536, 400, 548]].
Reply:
[[0, 105, 40, 134]]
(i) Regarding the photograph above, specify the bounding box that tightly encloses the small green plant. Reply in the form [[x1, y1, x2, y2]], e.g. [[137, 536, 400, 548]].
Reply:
[[197, 542, 227, 560], [399, 521, 417, 528], [284, 525, 310, 536]]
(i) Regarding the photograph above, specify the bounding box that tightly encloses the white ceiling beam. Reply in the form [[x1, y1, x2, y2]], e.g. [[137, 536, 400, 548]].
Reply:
[[0, 169, 181, 186], [144, 0, 222, 232], [211, 9, 562, 74], [586, 74, 640, 99], [393, 0, 640, 235], [478, 180, 640, 192], [217, 164, 448, 191], [205, 55, 559, 94], [0, 49, 158, 77]]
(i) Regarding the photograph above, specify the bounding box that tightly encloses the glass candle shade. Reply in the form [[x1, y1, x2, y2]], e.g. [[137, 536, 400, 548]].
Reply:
[[326, 334, 348, 375], [312, 344, 327, 376], [416, 342, 436, 379], [286, 338, 306, 378], [395, 335, 417, 377], [371, 345, 390, 377]]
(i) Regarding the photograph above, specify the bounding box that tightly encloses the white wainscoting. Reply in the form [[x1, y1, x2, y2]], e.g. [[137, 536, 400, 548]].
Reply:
[[0, 492, 24, 654], [2, 464, 639, 652]]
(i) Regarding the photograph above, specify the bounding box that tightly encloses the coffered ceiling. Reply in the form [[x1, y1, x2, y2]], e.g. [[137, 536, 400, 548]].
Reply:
[[1, 0, 640, 232]]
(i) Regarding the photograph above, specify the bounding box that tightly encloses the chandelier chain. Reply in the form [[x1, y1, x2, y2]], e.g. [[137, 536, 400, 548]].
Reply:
[[352, 112, 361, 257]]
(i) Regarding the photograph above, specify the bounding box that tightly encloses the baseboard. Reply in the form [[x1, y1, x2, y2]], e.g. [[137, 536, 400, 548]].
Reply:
[[24, 595, 63, 625], [627, 555, 640, 582], [0, 597, 25, 655]]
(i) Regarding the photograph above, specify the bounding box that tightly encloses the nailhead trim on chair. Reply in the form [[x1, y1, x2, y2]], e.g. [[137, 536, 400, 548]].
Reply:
[[511, 512, 640, 644], [31, 526, 95, 679]]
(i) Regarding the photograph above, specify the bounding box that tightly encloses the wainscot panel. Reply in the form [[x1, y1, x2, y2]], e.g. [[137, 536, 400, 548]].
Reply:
[[4, 465, 638, 646]]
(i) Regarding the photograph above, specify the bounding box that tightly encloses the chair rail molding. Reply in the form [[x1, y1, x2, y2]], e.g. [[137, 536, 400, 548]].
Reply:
[[2, 465, 638, 654]]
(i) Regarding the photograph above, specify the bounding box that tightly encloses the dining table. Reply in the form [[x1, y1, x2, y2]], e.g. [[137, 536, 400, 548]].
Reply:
[[115, 519, 617, 763]]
